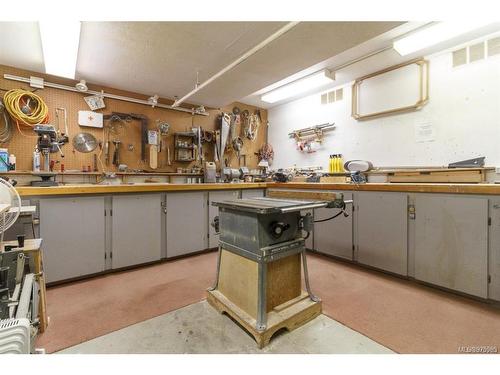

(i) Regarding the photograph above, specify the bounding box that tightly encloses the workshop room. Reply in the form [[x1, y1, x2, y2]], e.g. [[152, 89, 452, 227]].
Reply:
[[0, 1, 499, 373]]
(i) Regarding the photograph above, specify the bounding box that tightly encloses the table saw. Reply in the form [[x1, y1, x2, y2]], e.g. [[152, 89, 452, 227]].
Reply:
[[207, 195, 350, 347]]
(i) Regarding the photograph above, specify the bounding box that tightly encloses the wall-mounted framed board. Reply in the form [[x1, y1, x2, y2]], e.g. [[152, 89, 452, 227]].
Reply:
[[351, 58, 429, 121]]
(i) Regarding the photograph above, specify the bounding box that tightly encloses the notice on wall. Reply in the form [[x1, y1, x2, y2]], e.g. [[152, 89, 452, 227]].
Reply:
[[415, 120, 435, 143]]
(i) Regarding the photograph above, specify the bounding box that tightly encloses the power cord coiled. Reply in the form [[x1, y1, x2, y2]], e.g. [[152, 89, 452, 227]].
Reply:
[[3, 88, 49, 136]]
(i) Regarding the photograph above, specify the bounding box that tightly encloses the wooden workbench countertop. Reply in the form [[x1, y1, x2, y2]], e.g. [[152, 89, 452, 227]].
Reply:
[[16, 181, 500, 197], [269, 182, 500, 195], [16, 183, 268, 196]]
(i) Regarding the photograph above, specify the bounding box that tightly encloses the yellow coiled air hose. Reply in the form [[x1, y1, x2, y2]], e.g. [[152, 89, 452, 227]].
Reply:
[[3, 89, 49, 135]]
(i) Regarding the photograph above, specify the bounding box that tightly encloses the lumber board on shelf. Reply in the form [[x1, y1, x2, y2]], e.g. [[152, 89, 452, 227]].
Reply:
[[387, 169, 485, 183], [1, 238, 42, 252]]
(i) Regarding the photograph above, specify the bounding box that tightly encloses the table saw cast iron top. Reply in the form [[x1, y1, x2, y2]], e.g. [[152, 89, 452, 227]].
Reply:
[[213, 197, 327, 262]]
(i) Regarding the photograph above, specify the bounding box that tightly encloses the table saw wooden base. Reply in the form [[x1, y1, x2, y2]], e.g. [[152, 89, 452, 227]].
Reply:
[[207, 290, 321, 348]]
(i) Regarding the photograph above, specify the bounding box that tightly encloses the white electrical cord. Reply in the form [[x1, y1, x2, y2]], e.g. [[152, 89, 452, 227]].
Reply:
[[0, 99, 13, 143]]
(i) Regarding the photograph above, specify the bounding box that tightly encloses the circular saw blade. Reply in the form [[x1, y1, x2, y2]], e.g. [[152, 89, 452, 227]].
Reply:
[[72, 132, 98, 153]]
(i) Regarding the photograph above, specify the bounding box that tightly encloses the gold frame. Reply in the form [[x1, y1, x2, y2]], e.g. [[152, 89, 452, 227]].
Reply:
[[351, 58, 429, 121]]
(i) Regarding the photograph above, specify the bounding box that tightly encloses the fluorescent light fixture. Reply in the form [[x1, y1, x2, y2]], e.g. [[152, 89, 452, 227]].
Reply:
[[39, 21, 81, 79], [393, 22, 490, 56], [261, 70, 335, 103]]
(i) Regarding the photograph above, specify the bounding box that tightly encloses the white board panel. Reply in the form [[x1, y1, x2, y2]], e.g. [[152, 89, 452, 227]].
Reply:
[[358, 63, 422, 116]]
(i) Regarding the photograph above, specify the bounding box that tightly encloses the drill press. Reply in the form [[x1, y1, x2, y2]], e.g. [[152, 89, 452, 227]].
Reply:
[[31, 125, 65, 187]]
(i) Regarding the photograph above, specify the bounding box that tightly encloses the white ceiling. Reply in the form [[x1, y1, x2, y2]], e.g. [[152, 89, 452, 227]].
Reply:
[[242, 22, 500, 108], [185, 22, 404, 106], [0, 21, 406, 107], [0, 22, 45, 72], [76, 21, 288, 105]]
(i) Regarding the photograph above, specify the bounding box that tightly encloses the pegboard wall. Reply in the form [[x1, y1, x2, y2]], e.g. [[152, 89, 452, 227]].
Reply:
[[0, 64, 268, 173]]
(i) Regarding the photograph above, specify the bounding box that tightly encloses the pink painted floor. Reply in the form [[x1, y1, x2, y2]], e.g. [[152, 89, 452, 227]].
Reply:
[[37, 252, 500, 354]]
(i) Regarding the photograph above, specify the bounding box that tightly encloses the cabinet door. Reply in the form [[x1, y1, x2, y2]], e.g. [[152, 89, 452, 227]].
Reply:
[[241, 189, 265, 199], [111, 194, 162, 269], [314, 192, 353, 260], [166, 192, 208, 257], [414, 195, 488, 298], [357, 192, 408, 275], [208, 190, 240, 248], [39, 197, 105, 283]]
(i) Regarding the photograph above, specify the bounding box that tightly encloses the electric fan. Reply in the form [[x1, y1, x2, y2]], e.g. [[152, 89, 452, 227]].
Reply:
[[0, 178, 34, 354], [0, 178, 21, 241]]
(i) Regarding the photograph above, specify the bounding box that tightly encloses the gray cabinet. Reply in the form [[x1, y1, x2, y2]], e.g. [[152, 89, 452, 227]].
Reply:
[[357, 192, 408, 275], [39, 196, 106, 283], [111, 194, 163, 269], [414, 194, 488, 298], [208, 190, 240, 248], [314, 192, 353, 260], [166, 192, 208, 257]]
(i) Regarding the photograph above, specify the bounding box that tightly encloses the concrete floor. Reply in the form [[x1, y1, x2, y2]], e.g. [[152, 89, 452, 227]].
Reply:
[[59, 301, 394, 354]]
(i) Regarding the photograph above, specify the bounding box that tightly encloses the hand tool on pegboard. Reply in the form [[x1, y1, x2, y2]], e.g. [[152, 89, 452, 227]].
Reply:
[[104, 112, 149, 162], [112, 140, 121, 166]]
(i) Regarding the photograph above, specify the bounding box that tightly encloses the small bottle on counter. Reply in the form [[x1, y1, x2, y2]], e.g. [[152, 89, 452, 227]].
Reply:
[[8, 154, 16, 171], [332, 154, 338, 173], [328, 155, 333, 173], [338, 154, 344, 173], [33, 149, 41, 172], [0, 149, 8, 173]]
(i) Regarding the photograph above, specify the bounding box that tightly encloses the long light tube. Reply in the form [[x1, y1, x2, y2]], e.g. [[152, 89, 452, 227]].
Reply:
[[39, 21, 81, 79], [261, 70, 335, 103], [393, 22, 490, 56]]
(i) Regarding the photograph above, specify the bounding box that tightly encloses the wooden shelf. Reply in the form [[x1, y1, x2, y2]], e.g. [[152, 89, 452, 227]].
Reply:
[[0, 170, 202, 177], [175, 132, 196, 137], [0, 170, 101, 176], [174, 132, 196, 162], [367, 167, 494, 174]]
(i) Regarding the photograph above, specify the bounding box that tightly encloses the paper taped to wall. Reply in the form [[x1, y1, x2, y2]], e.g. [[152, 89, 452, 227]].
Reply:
[[415, 120, 435, 143]]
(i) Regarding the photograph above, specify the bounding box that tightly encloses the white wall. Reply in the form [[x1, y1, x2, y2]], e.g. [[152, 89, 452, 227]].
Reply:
[[268, 48, 500, 170]]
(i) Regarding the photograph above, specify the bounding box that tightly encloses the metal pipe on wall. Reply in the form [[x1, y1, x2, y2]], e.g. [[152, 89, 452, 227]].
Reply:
[[3, 74, 209, 116], [172, 21, 300, 108]]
